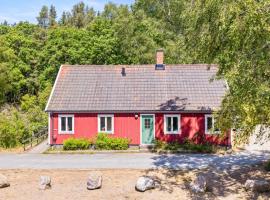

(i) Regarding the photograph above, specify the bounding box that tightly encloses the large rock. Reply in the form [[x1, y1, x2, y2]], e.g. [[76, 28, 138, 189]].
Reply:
[[190, 175, 208, 193], [87, 172, 102, 190], [39, 176, 51, 190], [244, 179, 270, 193], [135, 176, 155, 192], [0, 174, 10, 188]]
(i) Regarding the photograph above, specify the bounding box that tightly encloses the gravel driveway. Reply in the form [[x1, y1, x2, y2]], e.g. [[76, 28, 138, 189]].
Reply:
[[0, 150, 269, 170]]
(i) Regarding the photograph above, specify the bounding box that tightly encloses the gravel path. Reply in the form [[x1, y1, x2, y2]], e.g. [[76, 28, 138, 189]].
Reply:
[[26, 140, 49, 154], [0, 150, 269, 170]]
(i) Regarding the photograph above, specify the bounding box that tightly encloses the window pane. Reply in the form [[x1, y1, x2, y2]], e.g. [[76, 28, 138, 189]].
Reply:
[[207, 117, 213, 132], [145, 119, 150, 129], [107, 117, 112, 131], [67, 117, 73, 131], [173, 117, 178, 132], [166, 117, 171, 132], [61, 117, 66, 131], [100, 117, 106, 131]]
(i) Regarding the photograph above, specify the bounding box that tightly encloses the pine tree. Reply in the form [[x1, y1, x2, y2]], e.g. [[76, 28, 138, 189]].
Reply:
[[37, 5, 49, 28], [71, 2, 86, 28], [49, 5, 57, 27], [60, 11, 68, 26], [2, 20, 8, 26]]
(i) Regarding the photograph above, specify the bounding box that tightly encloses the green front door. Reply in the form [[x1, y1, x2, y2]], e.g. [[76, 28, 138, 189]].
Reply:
[[141, 115, 154, 144]]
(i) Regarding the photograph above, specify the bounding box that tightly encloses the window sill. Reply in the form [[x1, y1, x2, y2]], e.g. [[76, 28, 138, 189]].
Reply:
[[99, 132, 114, 134], [58, 132, 74, 135], [164, 132, 180, 135]]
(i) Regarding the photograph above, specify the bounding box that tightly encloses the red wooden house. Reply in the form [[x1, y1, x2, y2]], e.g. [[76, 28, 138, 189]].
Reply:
[[45, 50, 230, 146]]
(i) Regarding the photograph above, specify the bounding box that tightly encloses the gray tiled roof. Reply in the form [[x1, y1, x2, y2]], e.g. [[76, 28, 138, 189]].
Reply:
[[45, 64, 227, 112]]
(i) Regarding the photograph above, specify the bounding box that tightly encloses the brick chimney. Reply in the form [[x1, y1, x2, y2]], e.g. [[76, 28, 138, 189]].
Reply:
[[155, 49, 165, 70]]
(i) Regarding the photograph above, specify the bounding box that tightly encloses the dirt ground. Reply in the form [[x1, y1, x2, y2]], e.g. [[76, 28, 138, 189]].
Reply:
[[0, 166, 270, 200]]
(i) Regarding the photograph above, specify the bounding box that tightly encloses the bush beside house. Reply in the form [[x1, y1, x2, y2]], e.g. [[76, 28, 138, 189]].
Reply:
[[95, 133, 129, 150], [153, 139, 216, 153], [265, 160, 270, 171], [63, 138, 92, 150], [62, 134, 130, 151]]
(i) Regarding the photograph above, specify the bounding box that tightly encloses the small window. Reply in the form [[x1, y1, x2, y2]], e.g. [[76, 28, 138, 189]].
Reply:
[[205, 115, 220, 134], [164, 115, 180, 134], [59, 115, 74, 134], [144, 119, 151, 129], [98, 115, 114, 133]]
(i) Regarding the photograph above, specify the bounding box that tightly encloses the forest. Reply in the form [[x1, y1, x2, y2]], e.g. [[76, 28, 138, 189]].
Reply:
[[0, 0, 269, 148]]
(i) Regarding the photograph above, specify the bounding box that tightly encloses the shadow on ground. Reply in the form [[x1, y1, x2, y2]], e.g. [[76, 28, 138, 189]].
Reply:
[[142, 152, 270, 199]]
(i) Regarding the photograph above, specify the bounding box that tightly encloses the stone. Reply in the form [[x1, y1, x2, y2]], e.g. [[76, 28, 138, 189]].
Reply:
[[87, 172, 102, 190], [190, 175, 208, 193], [244, 179, 270, 193], [135, 176, 155, 192], [0, 174, 10, 188], [39, 176, 51, 190]]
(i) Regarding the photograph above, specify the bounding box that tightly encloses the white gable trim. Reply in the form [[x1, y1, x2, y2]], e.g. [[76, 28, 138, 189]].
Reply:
[[45, 65, 63, 112]]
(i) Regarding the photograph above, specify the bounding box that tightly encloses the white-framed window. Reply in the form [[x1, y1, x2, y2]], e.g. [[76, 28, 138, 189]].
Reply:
[[205, 114, 220, 134], [58, 114, 74, 134], [98, 114, 114, 134], [164, 115, 180, 134]]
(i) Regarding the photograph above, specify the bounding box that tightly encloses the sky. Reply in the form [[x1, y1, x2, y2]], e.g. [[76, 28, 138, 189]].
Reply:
[[0, 0, 134, 24]]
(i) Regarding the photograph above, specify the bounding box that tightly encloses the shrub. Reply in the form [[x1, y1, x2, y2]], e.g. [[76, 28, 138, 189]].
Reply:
[[265, 160, 270, 171], [153, 139, 166, 149], [95, 133, 129, 150], [63, 138, 91, 150], [153, 138, 215, 153], [0, 108, 29, 148]]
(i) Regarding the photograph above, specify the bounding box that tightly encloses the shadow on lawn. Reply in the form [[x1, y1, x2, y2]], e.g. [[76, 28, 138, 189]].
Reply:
[[143, 152, 270, 199]]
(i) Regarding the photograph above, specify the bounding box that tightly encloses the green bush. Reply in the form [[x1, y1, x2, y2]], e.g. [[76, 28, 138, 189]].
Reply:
[[95, 133, 129, 150], [63, 138, 91, 150], [0, 108, 30, 148], [153, 138, 215, 153], [265, 160, 270, 171], [153, 139, 166, 149]]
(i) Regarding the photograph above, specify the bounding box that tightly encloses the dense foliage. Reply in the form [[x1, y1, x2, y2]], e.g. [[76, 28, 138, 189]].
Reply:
[[95, 133, 129, 150], [0, 0, 269, 148], [63, 138, 91, 150], [153, 139, 216, 153]]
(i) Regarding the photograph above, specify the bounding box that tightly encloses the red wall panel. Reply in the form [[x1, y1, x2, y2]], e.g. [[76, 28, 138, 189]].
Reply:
[[50, 113, 140, 145], [50, 113, 230, 146]]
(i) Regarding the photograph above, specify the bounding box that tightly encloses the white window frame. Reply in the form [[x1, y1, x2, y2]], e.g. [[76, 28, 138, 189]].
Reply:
[[205, 114, 220, 134], [98, 114, 114, 134], [58, 114, 74, 134], [164, 114, 181, 134]]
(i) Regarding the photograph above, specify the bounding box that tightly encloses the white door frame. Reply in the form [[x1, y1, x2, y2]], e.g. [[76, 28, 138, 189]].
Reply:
[[140, 114, 155, 145]]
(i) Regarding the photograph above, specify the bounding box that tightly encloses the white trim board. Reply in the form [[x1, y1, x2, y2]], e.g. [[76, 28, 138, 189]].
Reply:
[[45, 65, 63, 111]]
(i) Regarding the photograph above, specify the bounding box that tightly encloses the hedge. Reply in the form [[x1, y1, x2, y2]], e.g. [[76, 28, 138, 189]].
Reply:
[[63, 138, 91, 150], [95, 133, 129, 150]]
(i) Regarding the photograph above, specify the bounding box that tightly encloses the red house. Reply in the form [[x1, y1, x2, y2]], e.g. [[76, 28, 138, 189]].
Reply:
[[45, 50, 230, 146]]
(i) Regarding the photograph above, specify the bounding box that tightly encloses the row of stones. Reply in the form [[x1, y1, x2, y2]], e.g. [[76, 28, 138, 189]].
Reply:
[[1, 173, 270, 193]]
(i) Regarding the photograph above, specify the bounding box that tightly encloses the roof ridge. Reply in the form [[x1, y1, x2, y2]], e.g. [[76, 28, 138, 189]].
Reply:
[[61, 64, 218, 68]]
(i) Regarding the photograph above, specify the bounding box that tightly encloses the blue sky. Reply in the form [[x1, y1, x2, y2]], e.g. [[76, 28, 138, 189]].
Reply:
[[0, 0, 134, 24]]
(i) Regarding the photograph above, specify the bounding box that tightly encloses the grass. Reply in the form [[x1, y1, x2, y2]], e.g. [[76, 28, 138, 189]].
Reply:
[[44, 146, 140, 154], [43, 147, 94, 154]]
